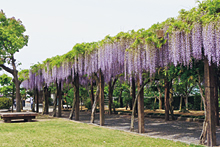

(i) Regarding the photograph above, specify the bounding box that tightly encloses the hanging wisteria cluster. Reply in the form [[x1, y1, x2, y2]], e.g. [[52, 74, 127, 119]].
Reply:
[[21, 20, 220, 91]]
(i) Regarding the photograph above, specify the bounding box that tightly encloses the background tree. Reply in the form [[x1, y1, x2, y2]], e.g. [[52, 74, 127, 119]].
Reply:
[[0, 74, 15, 111], [0, 11, 28, 112], [0, 74, 13, 97]]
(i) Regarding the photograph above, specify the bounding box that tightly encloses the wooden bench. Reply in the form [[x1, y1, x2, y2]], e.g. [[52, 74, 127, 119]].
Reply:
[[0, 109, 8, 113], [0, 112, 38, 123]]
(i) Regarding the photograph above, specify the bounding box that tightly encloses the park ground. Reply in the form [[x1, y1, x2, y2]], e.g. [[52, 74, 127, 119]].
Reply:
[[0, 116, 203, 147], [1, 106, 220, 146]]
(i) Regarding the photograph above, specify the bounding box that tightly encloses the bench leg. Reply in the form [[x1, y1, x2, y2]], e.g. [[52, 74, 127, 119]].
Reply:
[[24, 118, 32, 122], [4, 119, 11, 123]]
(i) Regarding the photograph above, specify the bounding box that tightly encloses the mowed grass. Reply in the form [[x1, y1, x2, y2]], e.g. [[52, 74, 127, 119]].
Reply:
[[0, 119, 202, 147]]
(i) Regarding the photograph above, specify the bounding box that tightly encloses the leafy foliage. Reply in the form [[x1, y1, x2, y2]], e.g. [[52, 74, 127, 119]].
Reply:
[[0, 74, 13, 97], [0, 97, 12, 109], [0, 10, 28, 64]]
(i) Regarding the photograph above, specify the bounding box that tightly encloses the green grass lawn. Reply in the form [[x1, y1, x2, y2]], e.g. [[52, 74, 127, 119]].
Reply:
[[0, 119, 203, 147]]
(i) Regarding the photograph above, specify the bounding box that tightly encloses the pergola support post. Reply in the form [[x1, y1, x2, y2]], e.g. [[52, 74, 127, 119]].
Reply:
[[131, 77, 136, 114], [45, 86, 49, 114], [58, 81, 62, 117], [75, 73, 79, 121], [164, 79, 169, 121], [99, 69, 105, 126], [204, 58, 216, 146], [108, 80, 112, 114], [43, 85, 49, 114], [36, 88, 39, 113], [137, 79, 144, 133], [90, 79, 94, 107], [214, 68, 219, 126]]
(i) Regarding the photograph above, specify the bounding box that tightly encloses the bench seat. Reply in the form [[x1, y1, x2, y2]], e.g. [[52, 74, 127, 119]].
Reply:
[[0, 112, 38, 123]]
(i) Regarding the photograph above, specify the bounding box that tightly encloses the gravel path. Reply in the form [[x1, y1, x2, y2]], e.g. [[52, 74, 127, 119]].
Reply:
[[57, 111, 220, 146]]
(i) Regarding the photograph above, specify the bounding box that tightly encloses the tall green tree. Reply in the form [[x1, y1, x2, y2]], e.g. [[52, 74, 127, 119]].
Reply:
[[0, 11, 28, 112], [0, 74, 13, 97]]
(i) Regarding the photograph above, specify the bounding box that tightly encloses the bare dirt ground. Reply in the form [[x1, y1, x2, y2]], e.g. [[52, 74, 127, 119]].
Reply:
[[49, 109, 220, 146]]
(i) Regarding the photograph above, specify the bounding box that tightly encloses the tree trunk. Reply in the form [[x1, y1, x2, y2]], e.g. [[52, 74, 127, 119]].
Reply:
[[52, 82, 58, 117], [119, 89, 123, 108], [90, 80, 94, 107], [129, 98, 132, 110], [200, 118, 208, 145], [91, 84, 100, 123], [0, 57, 22, 112], [108, 80, 112, 115], [214, 70, 219, 126], [131, 77, 137, 115], [43, 86, 49, 114], [45, 86, 49, 114], [159, 91, 162, 110], [197, 69, 208, 145], [179, 96, 183, 111], [81, 97, 82, 111], [32, 90, 35, 112], [11, 83, 15, 112], [153, 97, 157, 111], [12, 62, 21, 112], [164, 79, 170, 121], [113, 101, 116, 114], [43, 86, 46, 114], [169, 83, 175, 120], [130, 79, 149, 132], [200, 97, 203, 111], [185, 95, 189, 110], [201, 58, 216, 146], [69, 94, 76, 120], [14, 76, 21, 112], [99, 70, 105, 126], [20, 97, 23, 111], [75, 74, 79, 121], [36, 88, 39, 113], [58, 81, 62, 117], [108, 78, 117, 114], [137, 79, 144, 133]]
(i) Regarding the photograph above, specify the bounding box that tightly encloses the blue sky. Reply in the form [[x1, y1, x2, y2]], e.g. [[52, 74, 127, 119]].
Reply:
[[1, 0, 199, 71]]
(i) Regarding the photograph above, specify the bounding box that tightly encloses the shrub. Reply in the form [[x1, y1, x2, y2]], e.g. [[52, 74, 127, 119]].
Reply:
[[0, 97, 12, 109], [113, 101, 120, 108], [85, 98, 92, 110]]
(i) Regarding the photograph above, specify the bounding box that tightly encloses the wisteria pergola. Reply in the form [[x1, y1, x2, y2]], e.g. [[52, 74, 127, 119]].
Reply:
[[21, 1, 220, 146]]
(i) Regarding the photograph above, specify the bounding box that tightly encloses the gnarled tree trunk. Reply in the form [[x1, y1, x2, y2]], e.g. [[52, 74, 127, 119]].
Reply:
[[52, 82, 58, 117], [130, 77, 136, 114], [179, 95, 183, 111], [198, 59, 216, 146], [35, 88, 39, 113], [108, 80, 113, 114], [130, 79, 149, 132], [90, 79, 94, 107], [69, 84, 77, 120], [169, 82, 175, 120], [99, 70, 105, 126], [69, 73, 79, 120], [0, 56, 22, 112], [164, 79, 170, 121], [108, 78, 117, 114], [118, 89, 123, 108], [90, 74, 100, 123], [58, 81, 62, 117], [43, 85, 49, 114]]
